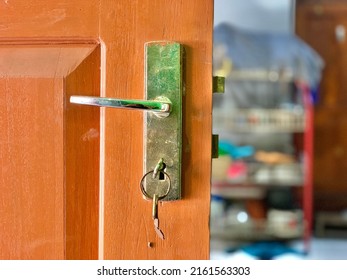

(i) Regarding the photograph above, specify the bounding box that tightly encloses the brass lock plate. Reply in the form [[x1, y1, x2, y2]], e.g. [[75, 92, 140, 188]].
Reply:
[[143, 41, 183, 201]]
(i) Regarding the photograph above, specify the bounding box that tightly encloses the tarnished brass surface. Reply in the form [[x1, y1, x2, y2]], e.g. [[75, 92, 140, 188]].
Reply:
[[213, 76, 225, 93], [143, 42, 183, 201]]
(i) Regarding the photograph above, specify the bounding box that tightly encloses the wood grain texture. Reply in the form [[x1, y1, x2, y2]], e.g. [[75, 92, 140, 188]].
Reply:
[[296, 2, 347, 211], [0, 78, 64, 259], [0, 0, 100, 38], [99, 0, 213, 259]]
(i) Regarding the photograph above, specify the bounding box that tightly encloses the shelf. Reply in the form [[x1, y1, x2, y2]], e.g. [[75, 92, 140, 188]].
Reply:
[[227, 69, 295, 83], [210, 220, 304, 241], [213, 109, 305, 133], [212, 182, 302, 200], [213, 178, 303, 188], [212, 162, 304, 193], [212, 184, 267, 199]]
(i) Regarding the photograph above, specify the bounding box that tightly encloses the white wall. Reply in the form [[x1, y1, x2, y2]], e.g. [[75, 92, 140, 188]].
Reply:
[[214, 0, 295, 33]]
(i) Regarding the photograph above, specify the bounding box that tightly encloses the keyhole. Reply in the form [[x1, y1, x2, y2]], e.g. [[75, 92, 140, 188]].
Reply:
[[159, 163, 167, 181]]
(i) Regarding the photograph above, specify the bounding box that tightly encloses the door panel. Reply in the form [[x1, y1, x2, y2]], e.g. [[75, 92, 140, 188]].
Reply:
[[0, 0, 213, 259], [0, 78, 64, 259], [0, 42, 100, 259]]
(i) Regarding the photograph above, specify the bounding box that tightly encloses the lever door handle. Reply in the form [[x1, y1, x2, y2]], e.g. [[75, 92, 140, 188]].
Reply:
[[70, 96, 172, 117]]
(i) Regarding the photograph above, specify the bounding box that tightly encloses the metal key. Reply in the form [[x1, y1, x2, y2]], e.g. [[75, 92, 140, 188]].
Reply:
[[152, 193, 165, 240], [140, 165, 171, 240]]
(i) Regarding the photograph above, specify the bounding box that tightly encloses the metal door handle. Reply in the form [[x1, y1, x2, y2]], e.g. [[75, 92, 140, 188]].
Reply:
[[70, 96, 172, 117]]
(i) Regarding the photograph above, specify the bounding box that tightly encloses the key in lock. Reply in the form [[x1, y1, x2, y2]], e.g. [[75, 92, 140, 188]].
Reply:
[[140, 163, 171, 240]]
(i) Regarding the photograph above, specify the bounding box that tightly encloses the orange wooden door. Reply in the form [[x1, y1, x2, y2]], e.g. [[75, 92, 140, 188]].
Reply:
[[0, 1, 213, 259]]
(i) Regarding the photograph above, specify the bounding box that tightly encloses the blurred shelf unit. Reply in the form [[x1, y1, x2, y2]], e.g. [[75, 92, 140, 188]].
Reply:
[[211, 69, 313, 251]]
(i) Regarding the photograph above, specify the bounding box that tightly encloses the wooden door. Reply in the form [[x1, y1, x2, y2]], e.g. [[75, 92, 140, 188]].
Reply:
[[296, 0, 347, 211], [0, 1, 213, 259]]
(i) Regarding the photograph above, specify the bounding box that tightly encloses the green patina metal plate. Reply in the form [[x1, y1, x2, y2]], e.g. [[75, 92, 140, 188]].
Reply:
[[143, 41, 183, 201]]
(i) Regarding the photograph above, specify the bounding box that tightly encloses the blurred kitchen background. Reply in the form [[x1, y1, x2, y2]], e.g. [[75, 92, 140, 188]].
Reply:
[[211, 0, 347, 260]]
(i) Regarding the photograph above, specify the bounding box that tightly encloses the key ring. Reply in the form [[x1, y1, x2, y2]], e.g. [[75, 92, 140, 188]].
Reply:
[[140, 170, 171, 200]]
